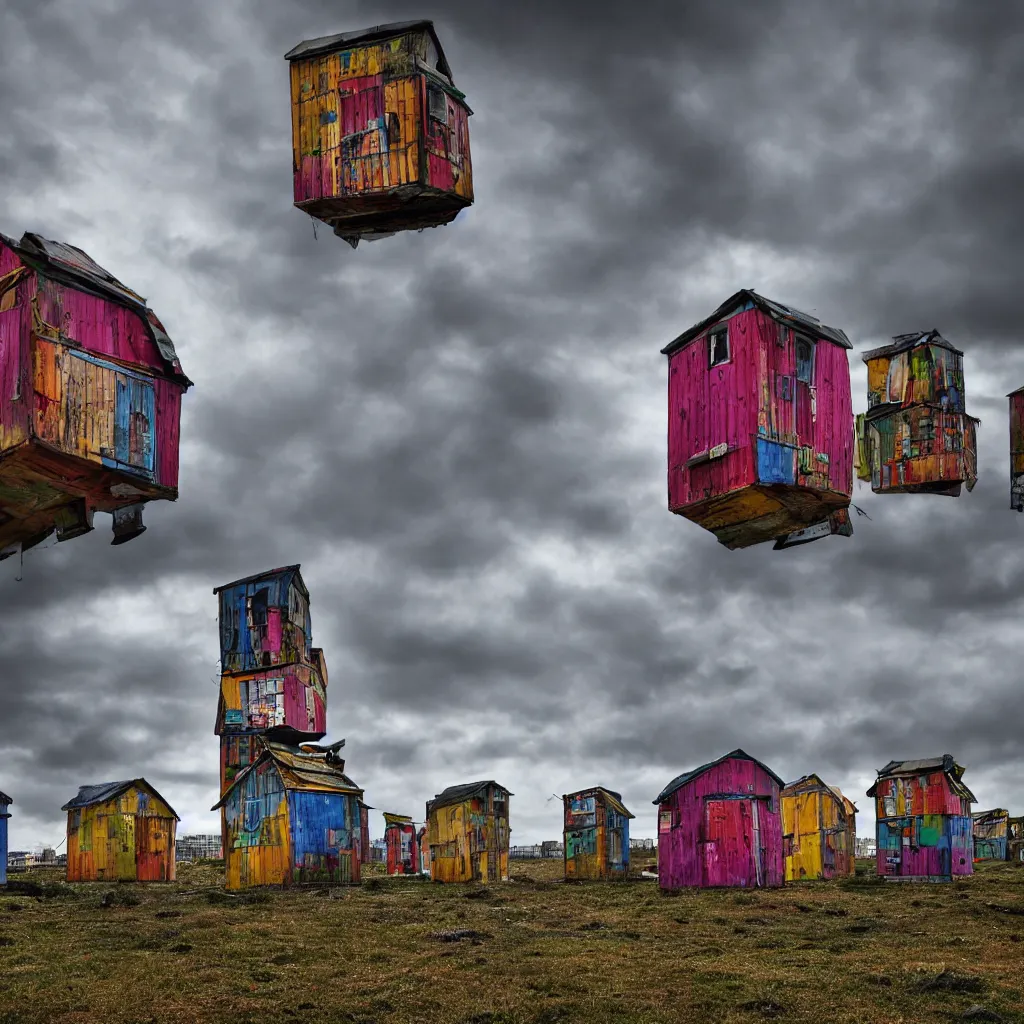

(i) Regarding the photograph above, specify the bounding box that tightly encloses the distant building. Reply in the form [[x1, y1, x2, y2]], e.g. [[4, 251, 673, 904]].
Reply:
[[383, 813, 419, 875], [62, 779, 179, 882], [855, 836, 877, 858], [175, 835, 224, 862], [1009, 816, 1024, 863]]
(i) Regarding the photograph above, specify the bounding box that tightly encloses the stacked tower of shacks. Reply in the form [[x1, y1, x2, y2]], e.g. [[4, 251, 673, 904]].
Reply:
[[212, 565, 365, 889]]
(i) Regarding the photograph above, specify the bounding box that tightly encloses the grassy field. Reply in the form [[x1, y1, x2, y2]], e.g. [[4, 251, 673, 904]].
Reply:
[[0, 857, 1022, 1024]]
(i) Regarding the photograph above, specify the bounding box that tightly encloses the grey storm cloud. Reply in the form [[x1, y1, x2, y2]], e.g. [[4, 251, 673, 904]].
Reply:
[[1, 0, 1024, 848]]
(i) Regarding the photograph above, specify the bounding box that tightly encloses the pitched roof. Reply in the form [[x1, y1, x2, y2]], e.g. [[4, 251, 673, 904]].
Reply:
[[284, 20, 453, 78], [972, 808, 1009, 821], [564, 786, 635, 819], [61, 779, 180, 819], [0, 790, 11, 805], [653, 749, 785, 805], [660, 289, 852, 357], [426, 780, 511, 815], [0, 231, 190, 385], [383, 812, 415, 827], [782, 774, 860, 814], [213, 564, 304, 596], [211, 741, 363, 810], [866, 754, 976, 801], [861, 329, 963, 363]]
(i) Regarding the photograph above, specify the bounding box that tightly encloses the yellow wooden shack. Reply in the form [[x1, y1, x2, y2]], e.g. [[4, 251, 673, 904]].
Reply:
[[782, 774, 857, 881], [425, 780, 510, 883], [62, 780, 178, 882]]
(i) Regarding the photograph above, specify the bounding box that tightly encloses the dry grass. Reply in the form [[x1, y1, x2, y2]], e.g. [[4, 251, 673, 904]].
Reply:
[[0, 858, 1022, 1023]]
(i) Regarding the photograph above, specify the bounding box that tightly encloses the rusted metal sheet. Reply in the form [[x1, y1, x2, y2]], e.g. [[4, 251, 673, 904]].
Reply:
[[0, 231, 191, 558], [284, 20, 473, 248], [563, 787, 634, 881], [663, 290, 854, 550], [972, 808, 1009, 861], [858, 332, 979, 496], [212, 741, 363, 890], [383, 812, 420, 875], [782, 775, 857, 881], [61, 780, 179, 883], [654, 749, 785, 890], [866, 755, 975, 881], [426, 781, 511, 883]]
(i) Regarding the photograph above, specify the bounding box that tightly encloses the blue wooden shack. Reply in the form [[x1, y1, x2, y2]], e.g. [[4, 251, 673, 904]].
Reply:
[[0, 791, 10, 885]]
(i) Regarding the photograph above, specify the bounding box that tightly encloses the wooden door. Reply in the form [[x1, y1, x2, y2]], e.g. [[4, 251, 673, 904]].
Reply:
[[338, 81, 388, 194], [704, 799, 757, 887]]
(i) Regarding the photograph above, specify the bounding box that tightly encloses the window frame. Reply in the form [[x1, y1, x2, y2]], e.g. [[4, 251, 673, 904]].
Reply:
[[708, 325, 730, 368], [795, 334, 815, 385]]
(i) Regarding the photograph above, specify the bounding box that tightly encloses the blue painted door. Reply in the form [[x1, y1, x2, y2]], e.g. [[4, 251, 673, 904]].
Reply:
[[113, 375, 155, 476]]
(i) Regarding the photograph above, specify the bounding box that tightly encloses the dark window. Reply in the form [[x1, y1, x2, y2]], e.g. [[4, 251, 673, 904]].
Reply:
[[796, 337, 815, 383], [709, 326, 729, 367], [428, 85, 447, 123], [387, 112, 401, 146]]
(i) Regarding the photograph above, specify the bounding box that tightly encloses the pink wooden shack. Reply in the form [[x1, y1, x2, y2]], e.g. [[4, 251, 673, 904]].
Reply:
[[661, 290, 854, 550], [654, 749, 785, 890]]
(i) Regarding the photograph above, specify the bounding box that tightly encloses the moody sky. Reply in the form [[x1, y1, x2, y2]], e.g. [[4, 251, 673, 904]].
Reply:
[[1, 0, 1023, 851]]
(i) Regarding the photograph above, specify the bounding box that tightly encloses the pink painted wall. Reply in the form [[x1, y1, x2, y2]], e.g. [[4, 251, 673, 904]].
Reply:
[[283, 673, 327, 734], [668, 307, 854, 511], [35, 277, 169, 377], [657, 756, 784, 889]]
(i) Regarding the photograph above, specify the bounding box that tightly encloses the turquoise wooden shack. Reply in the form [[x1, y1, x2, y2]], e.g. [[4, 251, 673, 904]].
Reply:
[[0, 791, 10, 885]]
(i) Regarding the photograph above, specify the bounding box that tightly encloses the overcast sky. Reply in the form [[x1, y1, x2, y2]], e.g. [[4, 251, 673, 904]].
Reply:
[[2, 0, 1023, 853]]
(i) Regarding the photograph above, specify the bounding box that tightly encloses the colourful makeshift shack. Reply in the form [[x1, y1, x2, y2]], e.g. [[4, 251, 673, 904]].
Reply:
[[1009, 386, 1024, 510], [972, 808, 1009, 861], [661, 290, 854, 550], [654, 749, 785, 890], [213, 741, 364, 890], [0, 791, 10, 886], [284, 20, 473, 249], [781, 775, 857, 881], [1009, 817, 1024, 863], [857, 331, 979, 496], [62, 780, 178, 883], [214, 566, 330, 797], [562, 787, 634, 880], [867, 755, 975, 881], [0, 232, 191, 558], [425, 781, 511, 883], [383, 812, 420, 875], [418, 825, 431, 875]]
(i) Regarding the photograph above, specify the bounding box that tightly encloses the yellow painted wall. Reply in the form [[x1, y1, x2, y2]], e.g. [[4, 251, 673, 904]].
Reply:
[[427, 797, 509, 884], [223, 793, 291, 892]]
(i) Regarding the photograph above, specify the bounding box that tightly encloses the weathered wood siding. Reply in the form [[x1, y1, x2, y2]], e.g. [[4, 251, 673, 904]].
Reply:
[[782, 779, 856, 881]]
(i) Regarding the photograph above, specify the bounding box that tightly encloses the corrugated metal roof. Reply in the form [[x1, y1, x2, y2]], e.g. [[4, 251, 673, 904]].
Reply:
[[427, 780, 511, 815], [212, 564, 304, 595], [861, 329, 963, 362], [61, 779, 180, 819], [661, 289, 852, 357], [284, 20, 452, 79], [383, 812, 414, 826], [564, 786, 634, 819], [653, 748, 785, 805], [866, 754, 976, 801], [0, 232, 190, 385], [782, 774, 857, 812], [972, 808, 1009, 820], [212, 741, 363, 809]]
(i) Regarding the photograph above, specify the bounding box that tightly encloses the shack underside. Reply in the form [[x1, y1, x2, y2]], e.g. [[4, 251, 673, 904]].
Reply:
[[673, 482, 850, 549], [0, 439, 173, 553]]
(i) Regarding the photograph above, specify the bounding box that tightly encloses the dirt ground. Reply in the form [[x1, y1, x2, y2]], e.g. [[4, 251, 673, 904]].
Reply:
[[0, 857, 1021, 1024]]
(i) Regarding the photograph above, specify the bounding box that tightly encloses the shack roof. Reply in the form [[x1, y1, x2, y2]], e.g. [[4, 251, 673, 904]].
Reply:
[[564, 786, 635, 819], [0, 231, 190, 386], [284, 20, 453, 78], [213, 564, 305, 596], [782, 774, 860, 814], [427, 780, 511, 815], [383, 812, 415, 826], [866, 754, 976, 801], [861, 329, 963, 363], [653, 749, 785, 805], [61, 779, 180, 819], [0, 791, 10, 805], [972, 808, 1009, 820], [661, 289, 852, 357], [211, 741, 363, 810]]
